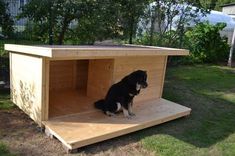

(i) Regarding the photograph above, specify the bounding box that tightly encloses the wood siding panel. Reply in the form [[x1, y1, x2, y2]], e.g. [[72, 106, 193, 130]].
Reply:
[[10, 53, 43, 125]]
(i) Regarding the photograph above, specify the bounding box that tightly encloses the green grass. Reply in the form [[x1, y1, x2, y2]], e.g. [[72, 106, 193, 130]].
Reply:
[[141, 65, 235, 156], [0, 90, 14, 110], [0, 142, 14, 156], [1, 64, 235, 155]]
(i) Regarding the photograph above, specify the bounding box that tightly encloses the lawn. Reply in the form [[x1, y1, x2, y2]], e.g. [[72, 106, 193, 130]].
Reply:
[[0, 90, 14, 110], [141, 65, 235, 156], [0, 65, 235, 155]]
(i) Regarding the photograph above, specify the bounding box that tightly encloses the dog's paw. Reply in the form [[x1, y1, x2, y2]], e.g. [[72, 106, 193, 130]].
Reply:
[[106, 111, 116, 117], [124, 114, 133, 119], [129, 113, 136, 116]]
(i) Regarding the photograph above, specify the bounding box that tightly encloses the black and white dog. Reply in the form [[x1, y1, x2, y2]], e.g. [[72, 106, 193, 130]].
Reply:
[[94, 70, 148, 119]]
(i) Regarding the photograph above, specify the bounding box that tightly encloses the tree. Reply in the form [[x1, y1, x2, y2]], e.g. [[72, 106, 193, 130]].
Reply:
[[213, 0, 234, 11], [199, 0, 217, 10], [0, 0, 14, 37], [20, 0, 87, 45], [138, 0, 207, 47], [200, 0, 235, 11], [72, 0, 121, 44], [69, 0, 150, 45], [119, 0, 149, 44]]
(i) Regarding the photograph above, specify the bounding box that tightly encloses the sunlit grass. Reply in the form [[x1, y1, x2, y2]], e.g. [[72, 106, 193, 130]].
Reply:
[[142, 65, 235, 156]]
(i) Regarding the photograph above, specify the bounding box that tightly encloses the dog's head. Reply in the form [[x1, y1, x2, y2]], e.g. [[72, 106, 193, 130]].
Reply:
[[125, 70, 148, 90]]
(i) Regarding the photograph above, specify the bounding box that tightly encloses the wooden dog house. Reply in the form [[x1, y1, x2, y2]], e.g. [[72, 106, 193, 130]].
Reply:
[[5, 44, 191, 152]]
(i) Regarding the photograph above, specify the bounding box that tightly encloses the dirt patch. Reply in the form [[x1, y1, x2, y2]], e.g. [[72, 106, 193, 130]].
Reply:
[[0, 108, 154, 156]]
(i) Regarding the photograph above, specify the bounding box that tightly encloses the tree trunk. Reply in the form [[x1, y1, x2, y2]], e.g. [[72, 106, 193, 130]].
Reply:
[[58, 17, 70, 45], [129, 32, 133, 44], [179, 26, 184, 48], [149, 10, 156, 46], [128, 19, 134, 44]]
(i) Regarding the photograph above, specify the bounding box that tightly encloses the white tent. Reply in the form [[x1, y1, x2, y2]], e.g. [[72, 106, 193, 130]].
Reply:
[[193, 10, 235, 29]]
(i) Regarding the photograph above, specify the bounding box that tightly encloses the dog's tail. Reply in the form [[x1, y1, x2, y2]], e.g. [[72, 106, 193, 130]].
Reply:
[[94, 99, 105, 111]]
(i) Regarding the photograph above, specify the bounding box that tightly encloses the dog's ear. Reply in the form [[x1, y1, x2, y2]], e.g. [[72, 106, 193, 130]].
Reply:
[[127, 74, 136, 84], [121, 73, 137, 86]]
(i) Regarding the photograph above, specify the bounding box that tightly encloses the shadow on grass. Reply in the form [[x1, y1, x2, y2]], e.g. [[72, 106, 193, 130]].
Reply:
[[77, 87, 235, 155], [152, 65, 235, 148], [78, 65, 235, 154], [161, 87, 235, 148]]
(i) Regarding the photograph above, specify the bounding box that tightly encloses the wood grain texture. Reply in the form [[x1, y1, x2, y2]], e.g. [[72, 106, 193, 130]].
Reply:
[[113, 56, 166, 103], [43, 98, 191, 150], [76, 60, 88, 90], [10, 52, 43, 126], [41, 58, 50, 121], [159, 56, 168, 97], [49, 60, 76, 90], [49, 57, 168, 118], [87, 59, 114, 100], [49, 90, 97, 118]]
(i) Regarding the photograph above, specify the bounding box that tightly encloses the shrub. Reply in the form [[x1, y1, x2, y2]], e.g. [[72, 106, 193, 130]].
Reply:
[[185, 22, 230, 63]]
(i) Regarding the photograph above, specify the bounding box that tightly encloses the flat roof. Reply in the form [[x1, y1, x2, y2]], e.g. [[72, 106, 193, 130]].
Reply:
[[4, 44, 189, 59]]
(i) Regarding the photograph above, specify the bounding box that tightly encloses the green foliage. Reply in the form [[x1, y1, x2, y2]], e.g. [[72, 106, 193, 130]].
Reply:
[[199, 0, 217, 9], [138, 0, 208, 47], [142, 65, 235, 156], [134, 32, 158, 45], [19, 0, 150, 44], [19, 0, 88, 44], [68, 1, 121, 45], [0, 90, 14, 110], [214, 0, 235, 11], [119, 0, 149, 44], [135, 30, 189, 49], [22, 21, 49, 42], [0, 142, 14, 156], [186, 22, 230, 63]]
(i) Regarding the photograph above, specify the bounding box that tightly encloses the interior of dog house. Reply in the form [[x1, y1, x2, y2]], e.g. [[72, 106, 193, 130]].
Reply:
[[5, 44, 191, 152]]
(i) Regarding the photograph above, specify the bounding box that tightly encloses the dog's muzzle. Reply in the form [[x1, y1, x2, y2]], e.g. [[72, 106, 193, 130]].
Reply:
[[142, 82, 148, 89]]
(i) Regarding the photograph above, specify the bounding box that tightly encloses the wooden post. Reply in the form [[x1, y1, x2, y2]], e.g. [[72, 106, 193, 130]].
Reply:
[[228, 27, 235, 67]]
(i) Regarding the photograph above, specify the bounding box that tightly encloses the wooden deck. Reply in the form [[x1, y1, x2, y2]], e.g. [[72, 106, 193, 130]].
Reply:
[[43, 98, 191, 151]]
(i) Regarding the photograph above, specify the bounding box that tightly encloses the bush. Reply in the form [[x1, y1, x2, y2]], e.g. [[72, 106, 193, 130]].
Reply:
[[185, 22, 230, 63], [134, 31, 182, 48]]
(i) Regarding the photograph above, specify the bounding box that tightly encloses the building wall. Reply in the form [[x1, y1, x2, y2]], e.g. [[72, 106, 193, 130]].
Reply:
[[5, 0, 28, 31], [222, 5, 235, 16], [222, 4, 235, 46]]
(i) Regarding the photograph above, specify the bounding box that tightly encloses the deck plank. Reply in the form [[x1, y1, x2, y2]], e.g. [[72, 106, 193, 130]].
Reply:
[[43, 98, 191, 150]]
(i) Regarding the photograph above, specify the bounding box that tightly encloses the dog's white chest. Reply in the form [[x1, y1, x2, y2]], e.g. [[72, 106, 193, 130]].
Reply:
[[116, 102, 122, 112], [136, 83, 141, 90]]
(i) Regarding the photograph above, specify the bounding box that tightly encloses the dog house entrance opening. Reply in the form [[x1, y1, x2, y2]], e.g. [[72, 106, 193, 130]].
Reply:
[[48, 59, 114, 119]]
